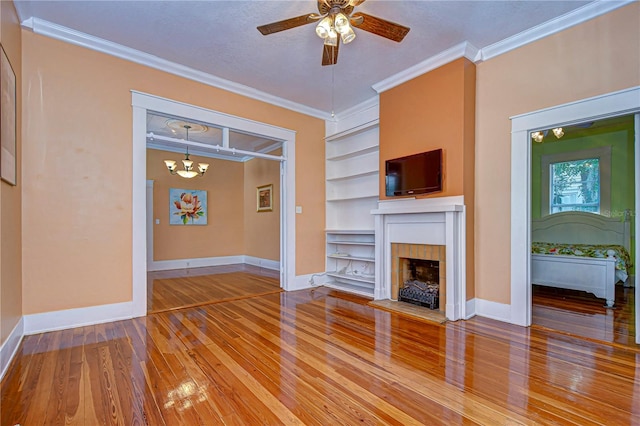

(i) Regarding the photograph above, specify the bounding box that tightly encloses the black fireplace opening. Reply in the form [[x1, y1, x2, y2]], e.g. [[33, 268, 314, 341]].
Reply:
[[399, 258, 439, 310]]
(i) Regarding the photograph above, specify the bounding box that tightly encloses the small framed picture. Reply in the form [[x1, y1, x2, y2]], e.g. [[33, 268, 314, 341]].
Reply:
[[257, 184, 273, 212]]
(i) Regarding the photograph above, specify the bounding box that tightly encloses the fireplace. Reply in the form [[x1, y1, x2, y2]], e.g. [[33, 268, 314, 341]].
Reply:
[[399, 258, 440, 309], [390, 243, 446, 311], [372, 196, 467, 321]]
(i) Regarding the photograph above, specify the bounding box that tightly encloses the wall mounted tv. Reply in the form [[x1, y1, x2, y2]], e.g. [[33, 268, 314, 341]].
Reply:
[[385, 149, 443, 197]]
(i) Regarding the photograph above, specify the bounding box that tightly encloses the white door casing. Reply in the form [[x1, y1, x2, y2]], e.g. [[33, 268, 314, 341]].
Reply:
[[131, 91, 296, 317], [510, 86, 640, 338]]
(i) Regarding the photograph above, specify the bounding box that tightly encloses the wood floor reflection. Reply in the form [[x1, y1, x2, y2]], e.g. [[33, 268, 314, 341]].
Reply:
[[147, 264, 281, 313], [532, 284, 636, 347], [2, 286, 638, 425]]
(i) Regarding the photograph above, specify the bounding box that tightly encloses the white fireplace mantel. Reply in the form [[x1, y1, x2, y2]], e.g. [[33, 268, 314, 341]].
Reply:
[[372, 196, 467, 321]]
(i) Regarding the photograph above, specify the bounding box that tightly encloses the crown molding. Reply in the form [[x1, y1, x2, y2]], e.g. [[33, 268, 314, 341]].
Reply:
[[21, 17, 332, 121], [479, 0, 635, 61], [372, 41, 480, 94], [333, 96, 379, 122]]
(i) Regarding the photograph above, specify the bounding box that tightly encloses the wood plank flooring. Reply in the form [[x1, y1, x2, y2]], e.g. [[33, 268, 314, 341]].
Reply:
[[532, 284, 636, 347], [148, 264, 281, 313], [2, 286, 639, 425]]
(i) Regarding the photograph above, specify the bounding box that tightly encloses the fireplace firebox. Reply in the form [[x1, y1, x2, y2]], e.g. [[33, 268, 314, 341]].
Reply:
[[399, 258, 439, 310]]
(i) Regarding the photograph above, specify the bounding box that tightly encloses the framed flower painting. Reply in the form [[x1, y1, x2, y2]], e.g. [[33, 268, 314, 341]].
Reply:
[[170, 188, 207, 225]]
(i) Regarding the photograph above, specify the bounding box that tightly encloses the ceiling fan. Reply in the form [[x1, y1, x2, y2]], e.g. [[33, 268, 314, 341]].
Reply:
[[257, 0, 410, 66]]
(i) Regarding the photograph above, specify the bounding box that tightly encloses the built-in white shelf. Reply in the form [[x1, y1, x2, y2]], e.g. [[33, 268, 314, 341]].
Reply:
[[325, 110, 379, 296], [326, 145, 378, 162], [327, 194, 378, 202], [327, 240, 375, 246], [325, 230, 375, 297], [327, 254, 375, 262], [326, 170, 378, 182], [325, 119, 379, 142], [326, 272, 375, 284]]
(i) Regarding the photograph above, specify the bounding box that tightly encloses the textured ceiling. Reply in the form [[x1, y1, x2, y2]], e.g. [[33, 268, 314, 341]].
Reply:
[[15, 0, 609, 116]]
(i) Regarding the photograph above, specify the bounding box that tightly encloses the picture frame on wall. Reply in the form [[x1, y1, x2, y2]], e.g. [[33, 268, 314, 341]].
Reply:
[[257, 184, 273, 212], [0, 45, 16, 186], [169, 188, 208, 225]]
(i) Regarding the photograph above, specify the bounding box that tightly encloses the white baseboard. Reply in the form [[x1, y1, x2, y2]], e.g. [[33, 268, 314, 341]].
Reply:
[[244, 256, 280, 271], [286, 273, 317, 291], [148, 255, 244, 271], [473, 298, 512, 323], [0, 317, 24, 381], [465, 298, 477, 319], [24, 301, 134, 335]]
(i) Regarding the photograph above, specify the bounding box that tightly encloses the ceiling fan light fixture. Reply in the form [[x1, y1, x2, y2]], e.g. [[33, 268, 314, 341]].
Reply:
[[341, 26, 356, 44], [324, 28, 338, 46], [315, 16, 332, 39], [334, 12, 350, 34]]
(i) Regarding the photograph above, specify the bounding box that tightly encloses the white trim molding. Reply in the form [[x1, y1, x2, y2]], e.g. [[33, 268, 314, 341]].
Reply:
[[149, 255, 281, 272], [23, 302, 134, 335], [510, 86, 640, 327], [148, 255, 245, 272], [0, 317, 24, 381], [372, 42, 480, 94], [132, 91, 297, 313], [480, 0, 635, 61], [474, 299, 512, 323], [21, 17, 330, 121], [244, 256, 280, 271]]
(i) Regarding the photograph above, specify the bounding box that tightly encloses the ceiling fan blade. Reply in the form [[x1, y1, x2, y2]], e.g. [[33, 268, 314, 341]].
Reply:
[[349, 0, 367, 6], [322, 39, 340, 66], [350, 12, 410, 42], [257, 14, 319, 35]]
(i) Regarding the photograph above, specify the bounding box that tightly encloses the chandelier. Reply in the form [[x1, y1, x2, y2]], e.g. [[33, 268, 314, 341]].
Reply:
[[531, 127, 564, 143], [164, 125, 209, 178]]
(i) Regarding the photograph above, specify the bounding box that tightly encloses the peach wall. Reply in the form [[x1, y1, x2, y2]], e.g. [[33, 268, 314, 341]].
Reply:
[[244, 155, 280, 261], [0, 0, 22, 345], [475, 4, 640, 304], [380, 58, 472, 199], [147, 149, 245, 261], [21, 31, 325, 315], [379, 58, 476, 299]]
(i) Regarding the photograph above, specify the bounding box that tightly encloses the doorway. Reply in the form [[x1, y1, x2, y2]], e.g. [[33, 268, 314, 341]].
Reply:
[[131, 91, 297, 317], [510, 87, 640, 345], [144, 117, 284, 313], [528, 115, 636, 345]]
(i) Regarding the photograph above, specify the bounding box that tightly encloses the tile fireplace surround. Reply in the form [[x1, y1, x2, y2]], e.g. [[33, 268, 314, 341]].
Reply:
[[372, 196, 467, 321]]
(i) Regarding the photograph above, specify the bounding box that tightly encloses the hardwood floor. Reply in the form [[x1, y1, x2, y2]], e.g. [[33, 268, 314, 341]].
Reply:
[[2, 286, 638, 425], [532, 284, 636, 347], [147, 264, 281, 313]]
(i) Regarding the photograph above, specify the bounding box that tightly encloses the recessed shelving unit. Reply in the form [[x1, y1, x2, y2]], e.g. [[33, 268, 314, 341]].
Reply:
[[324, 114, 379, 297], [325, 230, 376, 297]]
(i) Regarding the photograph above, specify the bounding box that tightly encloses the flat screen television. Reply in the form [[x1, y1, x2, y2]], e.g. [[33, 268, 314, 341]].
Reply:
[[385, 149, 443, 197]]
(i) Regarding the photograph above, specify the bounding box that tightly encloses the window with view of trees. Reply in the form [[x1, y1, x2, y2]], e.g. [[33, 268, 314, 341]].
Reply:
[[550, 158, 600, 213], [540, 147, 610, 217]]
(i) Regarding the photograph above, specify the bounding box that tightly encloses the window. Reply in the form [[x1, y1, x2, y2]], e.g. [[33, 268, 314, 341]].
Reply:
[[540, 147, 610, 216], [550, 158, 600, 213]]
